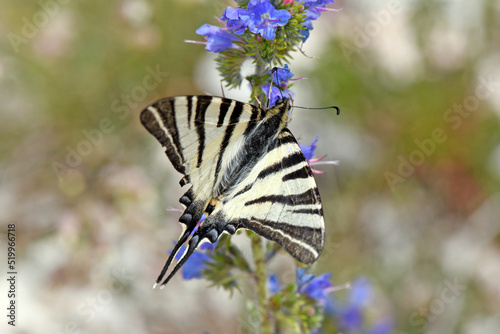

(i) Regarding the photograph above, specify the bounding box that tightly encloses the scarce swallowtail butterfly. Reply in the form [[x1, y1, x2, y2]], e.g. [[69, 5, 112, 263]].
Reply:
[[141, 96, 325, 287]]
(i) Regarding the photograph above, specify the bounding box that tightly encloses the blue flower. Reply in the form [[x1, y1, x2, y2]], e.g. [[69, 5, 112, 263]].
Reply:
[[299, 137, 339, 174], [299, 0, 335, 8], [299, 137, 319, 161], [195, 24, 238, 52], [271, 64, 294, 87], [246, 0, 291, 40], [172, 238, 217, 280], [199, 238, 218, 251], [297, 269, 333, 305], [299, 28, 310, 42], [348, 277, 372, 307], [340, 305, 364, 331], [296, 268, 316, 287], [338, 277, 372, 329], [298, 0, 335, 41], [261, 83, 294, 107], [180, 250, 211, 279], [268, 274, 280, 294], [221, 7, 250, 34]]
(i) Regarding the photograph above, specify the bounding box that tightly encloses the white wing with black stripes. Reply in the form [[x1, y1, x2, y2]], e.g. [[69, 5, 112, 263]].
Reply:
[[140, 95, 325, 287]]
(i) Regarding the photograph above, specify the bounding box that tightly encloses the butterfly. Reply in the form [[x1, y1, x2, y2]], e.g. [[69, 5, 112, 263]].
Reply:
[[141, 95, 326, 288]]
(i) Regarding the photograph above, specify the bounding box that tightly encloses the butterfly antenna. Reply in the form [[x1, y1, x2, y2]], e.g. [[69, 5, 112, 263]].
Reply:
[[158, 235, 201, 288], [294, 105, 341, 115]]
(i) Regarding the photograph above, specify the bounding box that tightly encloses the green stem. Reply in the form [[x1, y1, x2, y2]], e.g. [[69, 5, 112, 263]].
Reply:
[[251, 233, 272, 334]]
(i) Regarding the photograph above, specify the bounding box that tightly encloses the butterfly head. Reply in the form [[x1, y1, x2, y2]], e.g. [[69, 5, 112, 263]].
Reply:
[[270, 97, 292, 113], [268, 97, 293, 125]]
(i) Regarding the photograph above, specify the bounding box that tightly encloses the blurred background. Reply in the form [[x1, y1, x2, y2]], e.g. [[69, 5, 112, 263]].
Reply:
[[1, 0, 499, 333]]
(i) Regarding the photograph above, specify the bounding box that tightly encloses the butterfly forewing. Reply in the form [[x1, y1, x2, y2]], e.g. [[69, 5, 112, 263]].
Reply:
[[141, 95, 325, 286]]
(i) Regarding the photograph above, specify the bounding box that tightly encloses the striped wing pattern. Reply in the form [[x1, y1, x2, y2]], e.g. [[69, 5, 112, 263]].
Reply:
[[140, 96, 324, 287], [209, 129, 324, 263]]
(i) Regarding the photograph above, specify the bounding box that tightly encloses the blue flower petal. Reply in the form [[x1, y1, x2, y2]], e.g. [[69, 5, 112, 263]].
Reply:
[[261, 83, 293, 107], [340, 305, 363, 331], [181, 251, 211, 279], [196, 24, 238, 52], [301, 273, 332, 304], [200, 238, 218, 251], [170, 239, 214, 280], [221, 7, 249, 34], [296, 268, 316, 287], [246, 1, 291, 40], [268, 274, 280, 294], [299, 137, 318, 161], [271, 64, 294, 87], [299, 0, 335, 41], [348, 277, 372, 307]]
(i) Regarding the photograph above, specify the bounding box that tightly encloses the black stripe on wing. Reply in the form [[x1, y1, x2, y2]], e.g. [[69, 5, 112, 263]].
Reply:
[[289, 208, 323, 215], [140, 100, 186, 175], [244, 188, 320, 206], [282, 166, 311, 181], [240, 218, 321, 264], [186, 95, 193, 129], [242, 104, 264, 136], [238, 129, 324, 264], [213, 101, 245, 183], [257, 151, 305, 180], [217, 98, 232, 127], [250, 218, 322, 250], [195, 96, 212, 168]]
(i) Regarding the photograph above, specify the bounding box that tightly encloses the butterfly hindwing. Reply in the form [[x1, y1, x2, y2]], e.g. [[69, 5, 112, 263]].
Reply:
[[204, 128, 324, 264]]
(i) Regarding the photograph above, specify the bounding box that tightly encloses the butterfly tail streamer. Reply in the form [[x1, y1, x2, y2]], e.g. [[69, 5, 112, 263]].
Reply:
[[154, 227, 194, 287], [158, 235, 202, 288]]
